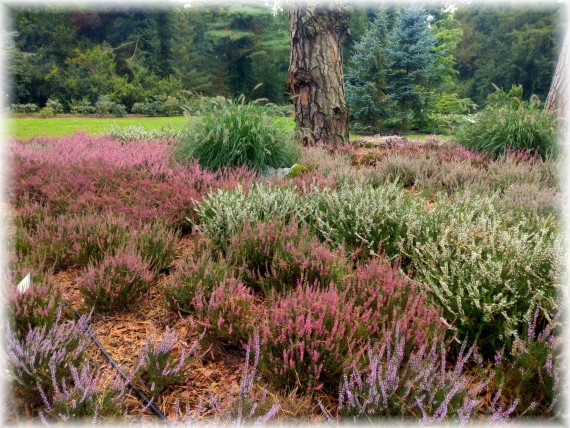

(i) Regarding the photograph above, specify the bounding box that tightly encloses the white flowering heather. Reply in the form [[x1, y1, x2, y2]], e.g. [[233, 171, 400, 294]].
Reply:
[[138, 327, 200, 395], [7, 308, 91, 405], [196, 183, 304, 248], [303, 182, 421, 257], [404, 191, 561, 355]]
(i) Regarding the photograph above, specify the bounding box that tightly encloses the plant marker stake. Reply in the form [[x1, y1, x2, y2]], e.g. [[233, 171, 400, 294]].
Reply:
[[16, 274, 170, 423]]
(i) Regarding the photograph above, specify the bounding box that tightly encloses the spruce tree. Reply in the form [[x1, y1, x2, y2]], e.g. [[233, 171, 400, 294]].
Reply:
[[386, 7, 438, 129], [345, 11, 395, 132]]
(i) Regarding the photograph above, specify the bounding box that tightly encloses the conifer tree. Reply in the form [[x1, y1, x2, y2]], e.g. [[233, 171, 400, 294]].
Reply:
[[345, 11, 395, 132]]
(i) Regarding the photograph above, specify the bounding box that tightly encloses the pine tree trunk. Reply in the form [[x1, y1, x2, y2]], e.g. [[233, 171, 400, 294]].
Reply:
[[545, 28, 568, 117], [287, 1, 350, 146]]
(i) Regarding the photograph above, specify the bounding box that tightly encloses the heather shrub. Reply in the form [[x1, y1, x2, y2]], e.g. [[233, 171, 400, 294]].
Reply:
[[343, 259, 446, 351], [7, 272, 62, 335], [137, 328, 198, 396], [227, 219, 348, 295], [38, 361, 126, 423], [103, 124, 187, 142], [174, 95, 300, 174], [260, 283, 364, 392], [491, 306, 562, 417], [69, 98, 95, 115], [453, 102, 558, 160], [77, 251, 155, 312], [16, 212, 130, 271], [131, 220, 179, 273], [165, 250, 231, 316], [404, 192, 561, 355], [303, 182, 420, 257], [499, 183, 559, 217], [7, 310, 91, 405], [339, 334, 490, 422], [193, 277, 256, 344], [197, 183, 304, 249]]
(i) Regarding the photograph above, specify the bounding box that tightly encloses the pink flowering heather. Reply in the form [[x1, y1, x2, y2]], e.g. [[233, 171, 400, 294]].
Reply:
[[342, 258, 447, 351], [6, 271, 62, 336], [77, 251, 155, 312], [192, 277, 257, 344], [260, 282, 365, 393], [131, 220, 180, 273], [165, 250, 231, 316], [18, 211, 131, 272], [228, 219, 348, 295], [137, 327, 201, 395]]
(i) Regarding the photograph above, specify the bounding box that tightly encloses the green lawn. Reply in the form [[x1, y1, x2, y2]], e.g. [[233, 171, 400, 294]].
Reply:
[[8, 115, 447, 141], [7, 116, 191, 140]]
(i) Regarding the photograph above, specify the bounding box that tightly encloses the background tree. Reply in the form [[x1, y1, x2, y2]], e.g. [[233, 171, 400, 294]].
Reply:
[[345, 10, 394, 132], [385, 7, 439, 129], [287, 1, 350, 146]]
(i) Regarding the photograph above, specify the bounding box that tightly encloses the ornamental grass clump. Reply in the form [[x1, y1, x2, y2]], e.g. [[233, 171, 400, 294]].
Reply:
[[174, 95, 300, 174], [7, 309, 91, 405], [77, 251, 155, 312], [227, 219, 348, 295], [137, 328, 199, 396], [453, 97, 558, 160]]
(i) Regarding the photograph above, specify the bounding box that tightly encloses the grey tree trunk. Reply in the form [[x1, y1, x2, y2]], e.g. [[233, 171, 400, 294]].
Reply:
[[287, 1, 350, 146], [545, 28, 568, 118]]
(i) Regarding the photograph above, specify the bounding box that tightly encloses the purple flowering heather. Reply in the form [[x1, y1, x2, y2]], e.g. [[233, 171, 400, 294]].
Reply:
[[7, 308, 91, 405], [138, 327, 201, 396]]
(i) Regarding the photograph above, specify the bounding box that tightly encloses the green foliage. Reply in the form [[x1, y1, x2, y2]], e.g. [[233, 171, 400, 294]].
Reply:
[[454, 87, 559, 159], [11, 103, 39, 113], [174, 95, 299, 174]]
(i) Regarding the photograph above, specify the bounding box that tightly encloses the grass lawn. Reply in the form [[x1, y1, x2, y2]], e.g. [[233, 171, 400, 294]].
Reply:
[[8, 115, 448, 141], [7, 116, 191, 140]]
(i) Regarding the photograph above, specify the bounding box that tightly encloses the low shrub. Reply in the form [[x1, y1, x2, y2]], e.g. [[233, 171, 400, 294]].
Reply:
[[131, 220, 179, 273], [339, 334, 491, 422], [174, 95, 300, 174], [192, 277, 257, 344], [7, 271, 62, 336], [7, 310, 91, 405], [15, 212, 130, 272], [11, 103, 39, 113], [165, 249, 231, 316], [137, 328, 198, 395], [38, 361, 126, 423], [69, 99, 95, 115], [77, 251, 155, 312], [404, 192, 561, 356], [227, 219, 348, 295], [45, 98, 63, 114], [103, 124, 187, 142], [260, 283, 363, 393]]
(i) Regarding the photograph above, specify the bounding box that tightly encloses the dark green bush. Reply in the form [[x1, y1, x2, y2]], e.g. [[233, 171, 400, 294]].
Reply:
[[174, 95, 300, 173]]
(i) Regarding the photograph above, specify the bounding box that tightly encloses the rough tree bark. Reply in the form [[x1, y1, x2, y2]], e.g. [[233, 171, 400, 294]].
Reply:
[[287, 1, 350, 146], [545, 28, 568, 118]]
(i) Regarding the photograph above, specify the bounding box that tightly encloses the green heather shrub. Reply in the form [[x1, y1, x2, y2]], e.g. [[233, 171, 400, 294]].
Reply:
[[403, 191, 561, 356], [227, 219, 348, 295], [174, 95, 300, 173], [131, 220, 179, 273], [303, 182, 420, 258], [45, 98, 63, 114], [69, 99, 95, 115], [454, 97, 558, 159], [77, 250, 155, 312]]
